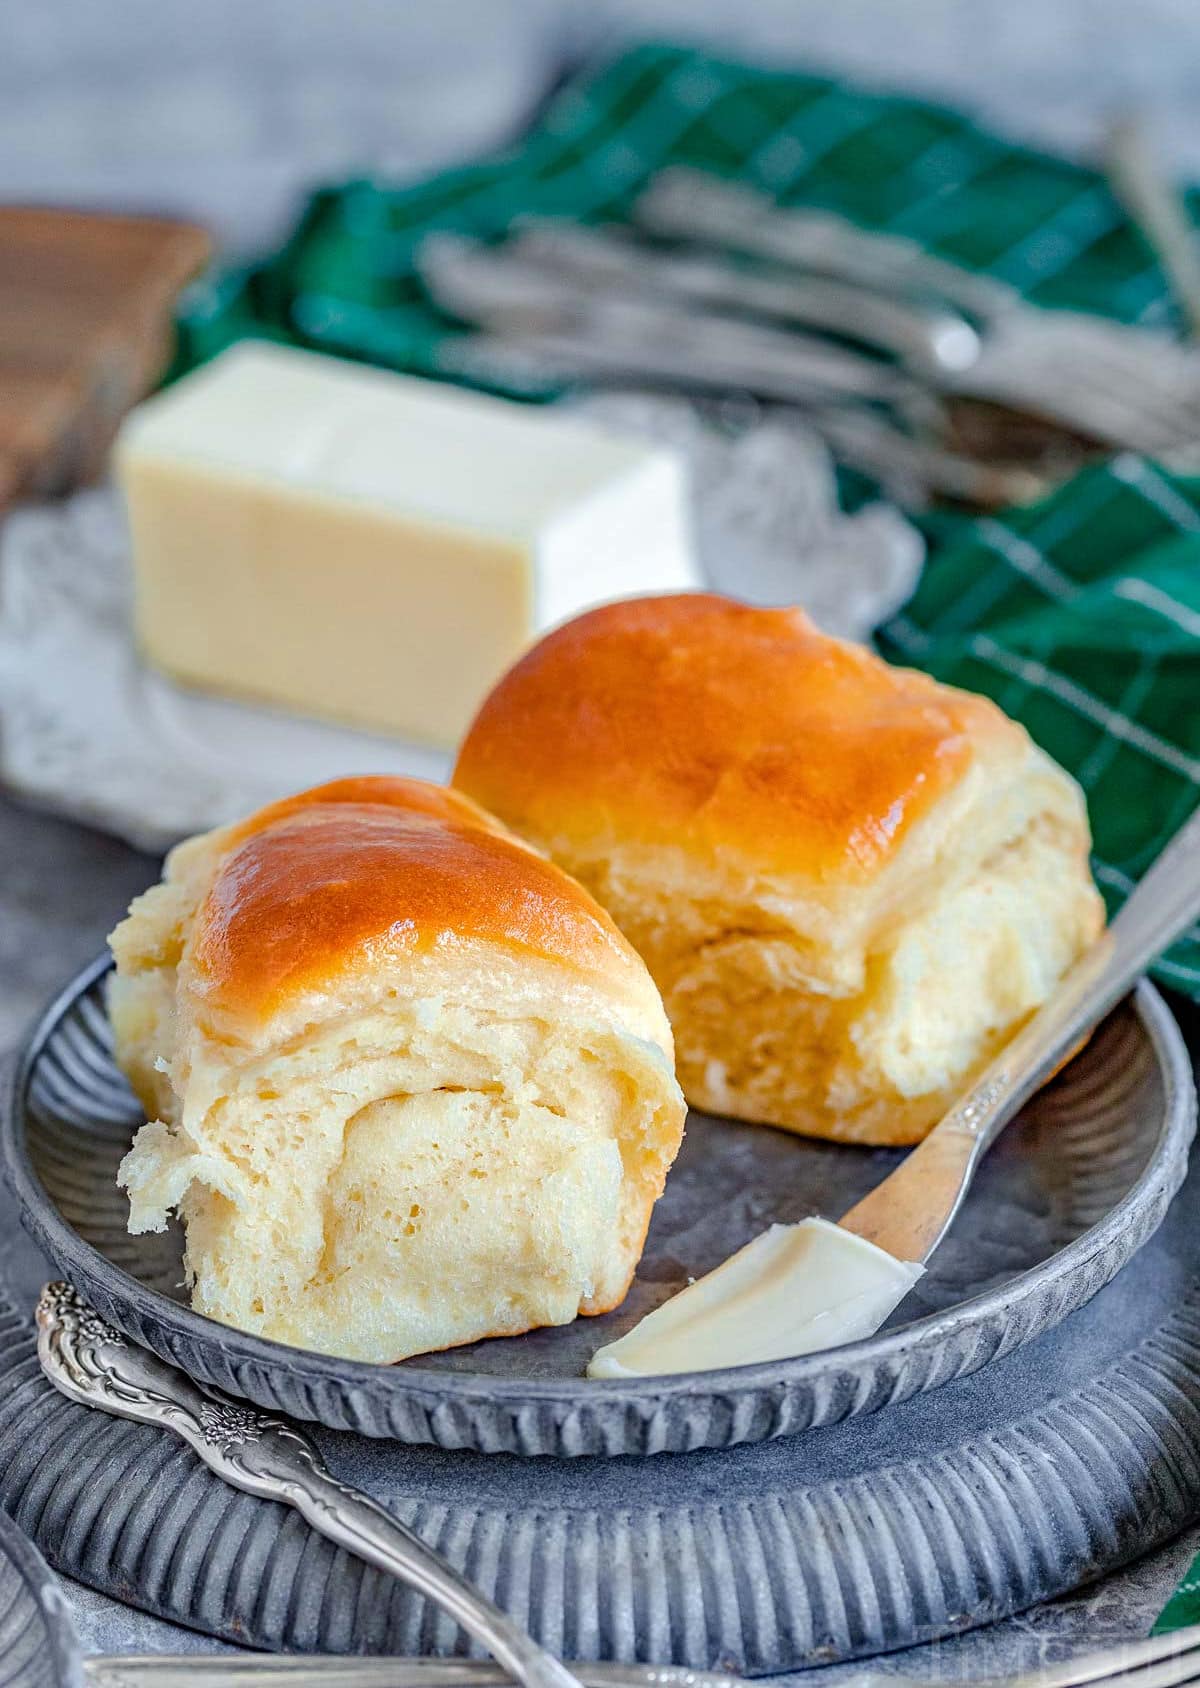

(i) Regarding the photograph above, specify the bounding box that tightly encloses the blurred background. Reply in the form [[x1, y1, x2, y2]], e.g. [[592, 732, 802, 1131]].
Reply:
[[6, 0, 1200, 252]]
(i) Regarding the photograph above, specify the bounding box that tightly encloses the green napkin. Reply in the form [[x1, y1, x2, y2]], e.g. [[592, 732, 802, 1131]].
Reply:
[[879, 455, 1200, 996], [170, 41, 1200, 995], [1154, 1554, 1200, 1633], [172, 39, 1192, 385]]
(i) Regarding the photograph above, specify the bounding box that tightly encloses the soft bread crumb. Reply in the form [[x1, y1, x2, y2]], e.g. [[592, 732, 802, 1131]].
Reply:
[[534, 760, 1102, 1146], [109, 778, 686, 1363]]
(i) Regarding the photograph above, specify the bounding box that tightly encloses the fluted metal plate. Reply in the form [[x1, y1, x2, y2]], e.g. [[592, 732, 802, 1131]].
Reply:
[[0, 1504, 79, 1688], [2, 956, 1194, 1458]]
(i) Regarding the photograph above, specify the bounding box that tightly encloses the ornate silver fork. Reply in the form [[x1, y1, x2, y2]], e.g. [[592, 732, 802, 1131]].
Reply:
[[86, 1664, 740, 1686], [36, 1284, 592, 1688]]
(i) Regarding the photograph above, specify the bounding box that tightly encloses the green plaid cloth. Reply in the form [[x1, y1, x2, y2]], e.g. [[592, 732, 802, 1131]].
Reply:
[[173, 39, 1196, 383], [1155, 1557, 1200, 1634], [878, 454, 1200, 996], [172, 42, 1200, 997]]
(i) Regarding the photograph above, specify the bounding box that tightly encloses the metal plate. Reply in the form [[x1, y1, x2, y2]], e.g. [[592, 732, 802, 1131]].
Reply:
[[0, 1504, 79, 1688], [3, 1068, 1200, 1672], [2, 957, 1194, 1458]]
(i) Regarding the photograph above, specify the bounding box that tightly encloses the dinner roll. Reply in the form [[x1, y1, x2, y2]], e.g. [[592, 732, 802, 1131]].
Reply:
[[454, 594, 1105, 1146], [110, 776, 685, 1363]]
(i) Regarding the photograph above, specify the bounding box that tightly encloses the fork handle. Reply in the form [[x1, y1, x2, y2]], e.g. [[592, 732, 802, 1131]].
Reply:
[[86, 1661, 744, 1688], [510, 222, 981, 377], [37, 1286, 582, 1688], [276, 1470, 578, 1688]]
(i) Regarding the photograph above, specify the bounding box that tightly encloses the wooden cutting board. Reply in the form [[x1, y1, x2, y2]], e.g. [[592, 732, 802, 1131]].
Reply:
[[0, 206, 211, 508]]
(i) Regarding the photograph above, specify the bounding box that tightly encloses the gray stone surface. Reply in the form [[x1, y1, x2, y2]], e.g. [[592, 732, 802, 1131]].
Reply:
[[3, 0, 1200, 1670]]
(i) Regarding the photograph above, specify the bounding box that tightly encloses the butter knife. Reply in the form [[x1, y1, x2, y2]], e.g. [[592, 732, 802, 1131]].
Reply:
[[842, 794, 1200, 1261]]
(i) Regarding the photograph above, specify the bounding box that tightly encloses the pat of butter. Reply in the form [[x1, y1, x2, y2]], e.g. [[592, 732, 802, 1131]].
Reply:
[[116, 343, 696, 748], [587, 1218, 923, 1379]]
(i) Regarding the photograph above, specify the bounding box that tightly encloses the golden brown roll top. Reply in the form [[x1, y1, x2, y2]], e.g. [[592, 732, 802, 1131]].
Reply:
[[109, 775, 685, 1364], [454, 593, 1022, 886], [187, 775, 653, 1036], [455, 594, 1105, 1146]]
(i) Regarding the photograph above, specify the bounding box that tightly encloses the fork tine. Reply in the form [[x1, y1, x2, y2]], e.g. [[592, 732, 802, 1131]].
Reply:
[[1012, 1625, 1200, 1688]]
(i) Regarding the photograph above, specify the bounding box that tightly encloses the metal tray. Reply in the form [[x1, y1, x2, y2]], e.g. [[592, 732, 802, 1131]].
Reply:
[[2, 956, 1193, 1458], [3, 1094, 1200, 1671], [0, 1500, 79, 1688]]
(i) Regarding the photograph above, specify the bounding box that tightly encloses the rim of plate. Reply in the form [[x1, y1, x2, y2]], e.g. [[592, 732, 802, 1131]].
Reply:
[[0, 1496, 83, 1688], [3, 952, 1194, 1452]]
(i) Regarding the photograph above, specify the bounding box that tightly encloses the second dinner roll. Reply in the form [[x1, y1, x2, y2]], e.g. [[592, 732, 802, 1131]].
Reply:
[[110, 776, 685, 1363], [454, 594, 1105, 1146]]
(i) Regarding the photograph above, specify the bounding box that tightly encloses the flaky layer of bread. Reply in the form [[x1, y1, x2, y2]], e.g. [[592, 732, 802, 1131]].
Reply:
[[111, 776, 685, 1361], [455, 596, 1105, 1145]]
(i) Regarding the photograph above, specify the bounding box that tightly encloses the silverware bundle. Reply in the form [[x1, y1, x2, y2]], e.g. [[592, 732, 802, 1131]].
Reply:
[[418, 165, 1200, 508]]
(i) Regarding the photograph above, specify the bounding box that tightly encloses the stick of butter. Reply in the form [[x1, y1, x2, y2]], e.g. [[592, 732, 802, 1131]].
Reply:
[[587, 1218, 924, 1379], [116, 343, 696, 747]]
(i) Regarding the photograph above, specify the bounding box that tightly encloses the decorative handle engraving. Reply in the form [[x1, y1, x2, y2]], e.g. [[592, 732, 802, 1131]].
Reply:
[[37, 1284, 584, 1688]]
